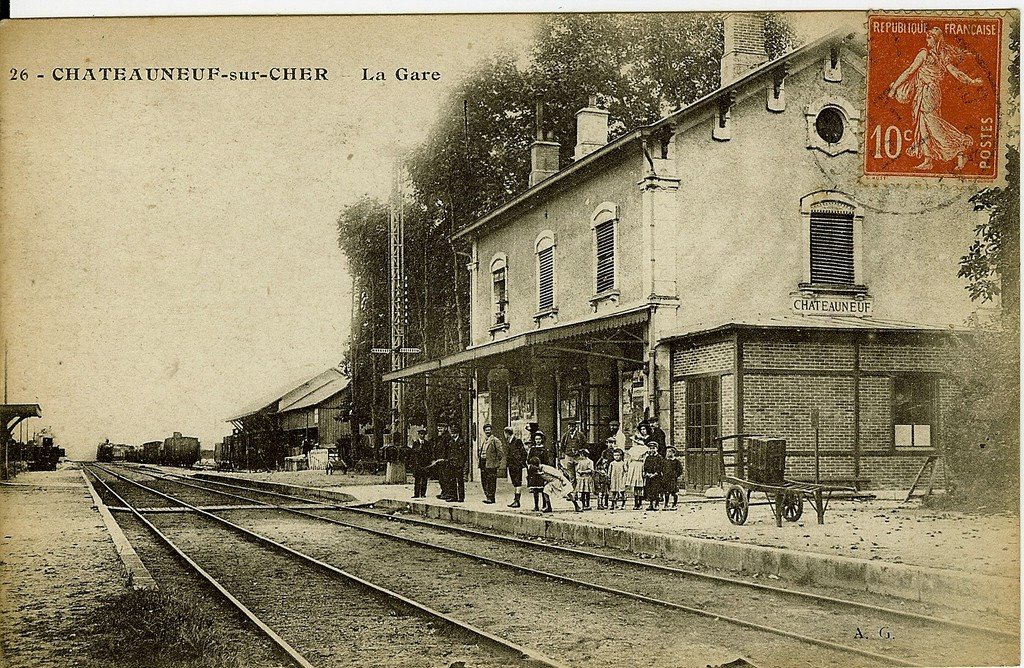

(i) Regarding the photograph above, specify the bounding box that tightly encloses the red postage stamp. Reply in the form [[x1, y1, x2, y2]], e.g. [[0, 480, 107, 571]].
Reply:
[[865, 14, 1002, 180]]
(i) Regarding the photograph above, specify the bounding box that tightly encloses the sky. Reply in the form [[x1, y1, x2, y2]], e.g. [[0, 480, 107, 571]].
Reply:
[[0, 15, 539, 458]]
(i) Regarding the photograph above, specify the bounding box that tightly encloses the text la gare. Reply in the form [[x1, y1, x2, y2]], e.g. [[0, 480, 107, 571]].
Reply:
[[362, 67, 441, 81]]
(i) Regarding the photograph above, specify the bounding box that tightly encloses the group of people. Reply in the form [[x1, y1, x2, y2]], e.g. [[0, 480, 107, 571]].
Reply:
[[407, 416, 685, 513], [407, 421, 470, 502]]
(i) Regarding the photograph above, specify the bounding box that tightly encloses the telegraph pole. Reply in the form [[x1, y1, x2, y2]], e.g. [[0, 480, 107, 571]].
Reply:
[[390, 160, 406, 454]]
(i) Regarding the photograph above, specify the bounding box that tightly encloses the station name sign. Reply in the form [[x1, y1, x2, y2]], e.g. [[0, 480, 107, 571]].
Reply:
[[790, 294, 873, 317]]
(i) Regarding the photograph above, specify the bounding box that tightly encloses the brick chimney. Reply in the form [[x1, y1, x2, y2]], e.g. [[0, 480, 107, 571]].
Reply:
[[573, 95, 610, 161], [530, 100, 559, 187], [721, 13, 769, 85]]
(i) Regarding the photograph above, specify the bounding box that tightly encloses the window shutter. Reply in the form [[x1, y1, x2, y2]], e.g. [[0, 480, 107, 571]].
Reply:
[[538, 246, 554, 310], [810, 211, 854, 285], [492, 268, 507, 324], [595, 221, 615, 293]]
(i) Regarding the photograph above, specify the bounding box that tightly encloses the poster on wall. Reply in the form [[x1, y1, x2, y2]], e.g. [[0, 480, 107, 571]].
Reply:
[[620, 370, 647, 439], [509, 385, 536, 440]]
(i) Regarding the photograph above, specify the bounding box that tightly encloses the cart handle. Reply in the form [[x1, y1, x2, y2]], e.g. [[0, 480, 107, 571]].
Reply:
[[715, 433, 766, 442]]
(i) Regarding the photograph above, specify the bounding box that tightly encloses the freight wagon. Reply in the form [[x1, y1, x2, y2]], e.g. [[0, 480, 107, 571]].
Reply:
[[162, 432, 200, 468], [142, 440, 162, 464]]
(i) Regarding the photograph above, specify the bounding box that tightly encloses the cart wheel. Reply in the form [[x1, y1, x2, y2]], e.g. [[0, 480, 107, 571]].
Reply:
[[782, 492, 803, 522], [726, 485, 749, 525]]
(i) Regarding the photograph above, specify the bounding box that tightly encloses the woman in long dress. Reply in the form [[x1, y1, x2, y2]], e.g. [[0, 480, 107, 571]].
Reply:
[[624, 423, 650, 510], [887, 26, 984, 171]]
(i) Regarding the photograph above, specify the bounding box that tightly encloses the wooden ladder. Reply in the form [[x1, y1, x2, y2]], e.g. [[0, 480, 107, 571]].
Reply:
[[904, 455, 944, 502]]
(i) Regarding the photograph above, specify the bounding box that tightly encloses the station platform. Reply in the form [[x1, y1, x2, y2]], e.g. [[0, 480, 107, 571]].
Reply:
[[189, 467, 1018, 615], [0, 465, 127, 666]]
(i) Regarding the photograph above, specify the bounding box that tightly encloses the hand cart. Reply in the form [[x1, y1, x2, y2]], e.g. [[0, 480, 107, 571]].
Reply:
[[716, 433, 857, 527]]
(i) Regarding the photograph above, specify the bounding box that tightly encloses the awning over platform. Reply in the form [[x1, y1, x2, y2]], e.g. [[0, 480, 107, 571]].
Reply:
[[383, 306, 650, 382], [1, 404, 42, 434]]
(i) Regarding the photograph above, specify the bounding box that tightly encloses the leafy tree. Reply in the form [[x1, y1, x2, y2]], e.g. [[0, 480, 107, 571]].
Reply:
[[938, 17, 1019, 512]]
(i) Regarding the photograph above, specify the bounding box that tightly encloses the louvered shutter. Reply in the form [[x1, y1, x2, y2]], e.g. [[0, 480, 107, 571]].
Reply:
[[595, 221, 615, 293], [538, 246, 554, 310], [810, 211, 855, 285]]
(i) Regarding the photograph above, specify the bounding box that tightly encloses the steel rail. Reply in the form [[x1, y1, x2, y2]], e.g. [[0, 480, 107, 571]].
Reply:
[[109, 468, 943, 666], [83, 466, 317, 668], [141, 464, 1018, 641], [92, 464, 568, 668]]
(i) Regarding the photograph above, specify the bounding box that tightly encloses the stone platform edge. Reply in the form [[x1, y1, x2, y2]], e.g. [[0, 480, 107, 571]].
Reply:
[[192, 472, 356, 505], [79, 469, 158, 591], [372, 497, 1015, 613]]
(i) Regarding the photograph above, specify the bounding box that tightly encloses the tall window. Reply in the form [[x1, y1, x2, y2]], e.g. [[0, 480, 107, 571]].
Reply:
[[536, 232, 555, 312], [491, 256, 508, 326], [595, 221, 615, 293], [893, 376, 936, 447], [807, 198, 856, 285]]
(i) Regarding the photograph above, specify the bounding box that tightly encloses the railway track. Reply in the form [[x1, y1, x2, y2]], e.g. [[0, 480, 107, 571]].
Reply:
[[96, 464, 1020, 667], [85, 464, 565, 668]]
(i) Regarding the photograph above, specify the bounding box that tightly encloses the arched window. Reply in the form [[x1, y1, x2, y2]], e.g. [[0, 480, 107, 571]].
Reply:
[[591, 203, 619, 295], [535, 231, 556, 312], [490, 255, 509, 326]]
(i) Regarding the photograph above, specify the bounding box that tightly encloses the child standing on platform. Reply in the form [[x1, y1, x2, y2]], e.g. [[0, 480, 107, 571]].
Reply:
[[663, 447, 683, 509], [594, 437, 614, 509], [642, 441, 664, 511], [574, 450, 595, 511], [607, 448, 628, 510]]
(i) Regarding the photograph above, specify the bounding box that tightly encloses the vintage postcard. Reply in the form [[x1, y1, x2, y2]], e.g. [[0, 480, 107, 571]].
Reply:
[[0, 9, 1019, 668]]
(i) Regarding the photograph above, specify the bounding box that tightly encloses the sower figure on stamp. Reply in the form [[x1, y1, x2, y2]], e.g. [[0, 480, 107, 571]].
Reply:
[[479, 424, 503, 504], [888, 26, 984, 171], [504, 426, 527, 508]]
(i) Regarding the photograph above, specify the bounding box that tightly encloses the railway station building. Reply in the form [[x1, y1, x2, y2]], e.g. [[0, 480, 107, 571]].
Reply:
[[224, 367, 352, 470], [385, 17, 992, 490]]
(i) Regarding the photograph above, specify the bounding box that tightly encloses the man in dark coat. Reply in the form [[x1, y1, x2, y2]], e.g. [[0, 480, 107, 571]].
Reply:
[[648, 416, 668, 457], [445, 423, 468, 502], [409, 427, 431, 498], [430, 422, 451, 500], [504, 426, 527, 508]]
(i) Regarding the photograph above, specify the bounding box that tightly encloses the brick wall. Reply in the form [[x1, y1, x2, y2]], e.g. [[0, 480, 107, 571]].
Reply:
[[669, 331, 958, 489], [744, 340, 855, 370], [859, 375, 891, 451], [786, 453, 856, 477], [860, 342, 954, 372], [721, 374, 736, 436], [671, 379, 686, 449], [743, 374, 856, 451], [672, 339, 734, 376]]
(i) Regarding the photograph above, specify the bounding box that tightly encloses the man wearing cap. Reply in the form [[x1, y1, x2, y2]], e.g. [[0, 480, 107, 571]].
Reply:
[[503, 426, 527, 508], [648, 415, 668, 457], [409, 426, 431, 498], [445, 423, 468, 503], [479, 424, 504, 504], [431, 421, 451, 500], [558, 419, 587, 484]]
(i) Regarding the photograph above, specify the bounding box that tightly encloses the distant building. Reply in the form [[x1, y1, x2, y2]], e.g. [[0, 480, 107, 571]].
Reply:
[[225, 367, 351, 470]]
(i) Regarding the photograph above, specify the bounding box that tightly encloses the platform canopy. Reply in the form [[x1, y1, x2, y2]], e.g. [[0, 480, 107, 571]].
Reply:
[[1, 404, 42, 438]]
